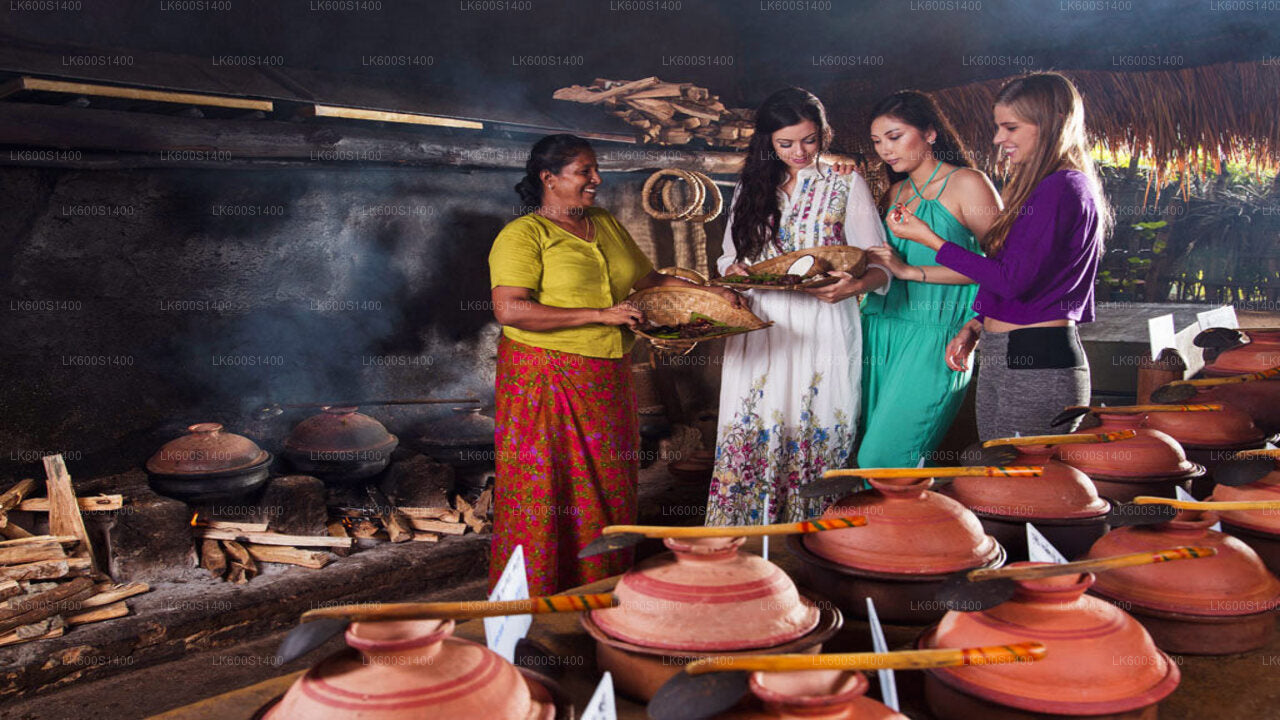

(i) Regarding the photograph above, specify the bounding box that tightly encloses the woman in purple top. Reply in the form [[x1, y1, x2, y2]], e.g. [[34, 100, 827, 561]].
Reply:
[[890, 72, 1111, 439]]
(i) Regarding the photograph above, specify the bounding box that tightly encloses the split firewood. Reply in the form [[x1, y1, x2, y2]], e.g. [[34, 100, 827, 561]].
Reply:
[[244, 544, 331, 569], [0, 557, 92, 582], [82, 582, 150, 608], [42, 455, 98, 574], [474, 487, 494, 519], [0, 580, 19, 600], [193, 527, 353, 549], [226, 564, 247, 585], [396, 506, 461, 522], [626, 82, 684, 99], [0, 536, 68, 565], [17, 615, 64, 639], [552, 76, 659, 104], [669, 101, 721, 122], [453, 496, 489, 534], [326, 518, 353, 557], [67, 601, 129, 626], [349, 518, 381, 540], [200, 539, 227, 578], [222, 540, 257, 584], [0, 576, 93, 634], [0, 479, 36, 512], [17, 494, 123, 513], [194, 519, 269, 533], [628, 98, 676, 122], [411, 532, 440, 543], [0, 624, 63, 646], [405, 518, 468, 536]]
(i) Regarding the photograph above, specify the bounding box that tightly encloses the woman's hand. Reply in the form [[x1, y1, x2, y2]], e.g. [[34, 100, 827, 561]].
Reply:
[[887, 204, 944, 250], [945, 321, 981, 371], [723, 262, 751, 277], [866, 245, 913, 280], [828, 162, 857, 176], [597, 300, 645, 328], [803, 270, 863, 304]]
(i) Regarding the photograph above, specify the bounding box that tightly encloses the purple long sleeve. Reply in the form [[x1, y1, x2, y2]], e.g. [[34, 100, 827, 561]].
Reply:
[[935, 170, 1102, 325]]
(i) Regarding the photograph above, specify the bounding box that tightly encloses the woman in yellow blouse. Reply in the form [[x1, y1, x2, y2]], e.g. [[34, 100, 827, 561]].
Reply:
[[489, 134, 737, 594]]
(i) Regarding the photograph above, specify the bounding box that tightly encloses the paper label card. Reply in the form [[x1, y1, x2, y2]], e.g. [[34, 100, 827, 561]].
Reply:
[[1196, 306, 1239, 331], [1177, 486, 1221, 531], [1026, 524, 1068, 564], [484, 545, 531, 663], [865, 598, 899, 711], [582, 672, 617, 720], [1148, 314, 1176, 362]]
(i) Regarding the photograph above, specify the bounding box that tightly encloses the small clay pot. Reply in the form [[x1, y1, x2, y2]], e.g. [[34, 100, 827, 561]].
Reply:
[[920, 569, 1179, 719], [714, 670, 907, 719]]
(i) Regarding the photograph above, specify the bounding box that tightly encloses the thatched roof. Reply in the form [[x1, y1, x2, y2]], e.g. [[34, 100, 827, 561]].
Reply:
[[922, 61, 1280, 182]]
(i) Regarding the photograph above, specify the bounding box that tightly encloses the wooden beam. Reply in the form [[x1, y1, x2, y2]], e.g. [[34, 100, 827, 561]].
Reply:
[[0, 76, 273, 112], [42, 455, 97, 573], [17, 495, 123, 513], [193, 527, 353, 548], [301, 104, 483, 130], [0, 102, 745, 175]]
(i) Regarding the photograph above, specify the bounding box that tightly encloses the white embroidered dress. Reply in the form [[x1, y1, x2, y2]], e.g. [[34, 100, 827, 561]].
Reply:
[[705, 166, 890, 526]]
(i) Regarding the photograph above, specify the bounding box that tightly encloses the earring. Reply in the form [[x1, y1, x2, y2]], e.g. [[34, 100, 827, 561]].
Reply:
[[928, 139, 935, 145]]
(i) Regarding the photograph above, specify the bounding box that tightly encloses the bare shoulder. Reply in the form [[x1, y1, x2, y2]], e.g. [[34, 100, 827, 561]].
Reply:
[[948, 168, 1000, 201]]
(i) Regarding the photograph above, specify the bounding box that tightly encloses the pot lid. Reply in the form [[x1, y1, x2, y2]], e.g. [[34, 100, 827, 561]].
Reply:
[[1212, 461, 1280, 534], [803, 477, 1001, 574], [283, 406, 398, 454], [589, 536, 820, 652], [714, 670, 907, 719], [1085, 511, 1280, 616], [944, 448, 1109, 519], [1205, 338, 1280, 376], [265, 619, 553, 720], [1143, 404, 1265, 448], [922, 566, 1179, 715], [146, 423, 269, 476], [418, 406, 495, 447], [1058, 414, 1194, 478]]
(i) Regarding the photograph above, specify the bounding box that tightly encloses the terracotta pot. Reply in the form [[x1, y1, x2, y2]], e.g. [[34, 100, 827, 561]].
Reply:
[[942, 446, 1109, 561], [146, 423, 272, 503], [1183, 382, 1280, 436], [920, 569, 1179, 719], [416, 406, 497, 491], [1084, 510, 1280, 654], [1058, 413, 1203, 502], [714, 670, 907, 719], [263, 619, 559, 719], [792, 477, 1004, 624], [583, 590, 841, 702], [593, 536, 821, 651], [1203, 336, 1280, 377], [1213, 460, 1280, 574], [281, 406, 398, 483], [1143, 404, 1265, 449]]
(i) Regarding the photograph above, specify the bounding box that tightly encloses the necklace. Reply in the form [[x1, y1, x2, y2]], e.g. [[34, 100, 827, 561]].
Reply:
[[538, 208, 594, 241]]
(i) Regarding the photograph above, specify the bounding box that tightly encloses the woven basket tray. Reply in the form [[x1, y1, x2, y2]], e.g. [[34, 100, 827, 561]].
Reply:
[[708, 246, 869, 291], [629, 286, 772, 354]]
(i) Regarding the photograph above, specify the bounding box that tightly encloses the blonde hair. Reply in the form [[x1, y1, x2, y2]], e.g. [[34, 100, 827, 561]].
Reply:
[[984, 72, 1111, 255]]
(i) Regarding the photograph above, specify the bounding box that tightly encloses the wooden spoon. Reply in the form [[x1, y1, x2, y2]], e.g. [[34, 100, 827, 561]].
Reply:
[[801, 466, 1043, 499], [982, 430, 1138, 448], [1152, 365, 1280, 403], [275, 593, 617, 664], [935, 546, 1216, 611], [1051, 403, 1222, 427], [646, 642, 1046, 720], [578, 517, 868, 558]]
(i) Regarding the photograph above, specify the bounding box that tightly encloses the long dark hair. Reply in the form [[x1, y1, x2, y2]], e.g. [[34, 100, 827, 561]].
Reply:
[[514, 134, 594, 210], [731, 88, 832, 262], [869, 90, 973, 188]]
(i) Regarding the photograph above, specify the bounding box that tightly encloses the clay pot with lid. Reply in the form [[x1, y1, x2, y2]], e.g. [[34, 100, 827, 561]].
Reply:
[[1178, 381, 1280, 436], [146, 423, 272, 503], [1212, 453, 1280, 575], [1082, 510, 1280, 654], [919, 567, 1180, 719], [942, 445, 1109, 561], [1203, 333, 1280, 377], [261, 619, 562, 719], [789, 476, 1004, 625], [582, 536, 841, 701], [714, 670, 907, 720], [1142, 406, 1270, 498], [281, 406, 398, 483], [1058, 413, 1203, 502]]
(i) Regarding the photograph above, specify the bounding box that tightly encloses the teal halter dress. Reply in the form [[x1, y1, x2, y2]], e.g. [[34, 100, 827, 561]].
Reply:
[[857, 166, 982, 468]]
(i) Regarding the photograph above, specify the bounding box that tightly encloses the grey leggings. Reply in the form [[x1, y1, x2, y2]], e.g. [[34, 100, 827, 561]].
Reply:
[[975, 327, 1090, 441]]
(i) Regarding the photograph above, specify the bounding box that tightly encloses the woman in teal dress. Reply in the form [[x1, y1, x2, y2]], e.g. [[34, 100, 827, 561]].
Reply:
[[857, 91, 1003, 468]]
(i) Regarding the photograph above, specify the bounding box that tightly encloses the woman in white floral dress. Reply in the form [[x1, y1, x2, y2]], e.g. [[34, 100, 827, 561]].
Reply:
[[705, 88, 892, 526]]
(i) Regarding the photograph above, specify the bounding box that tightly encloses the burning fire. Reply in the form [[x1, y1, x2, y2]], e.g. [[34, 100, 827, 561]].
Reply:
[[190, 512, 199, 527]]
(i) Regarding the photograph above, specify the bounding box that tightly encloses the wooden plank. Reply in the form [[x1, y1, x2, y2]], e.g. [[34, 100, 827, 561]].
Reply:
[[0, 580, 19, 600], [0, 535, 77, 548], [42, 454, 97, 572], [0, 523, 33, 540], [626, 84, 686, 100], [554, 76, 659, 104], [195, 519, 268, 533], [0, 537, 66, 566], [669, 101, 722, 122], [405, 518, 467, 535], [193, 528, 352, 548], [0, 479, 36, 512], [244, 544, 331, 569], [396, 507, 460, 522], [626, 98, 676, 121], [82, 582, 150, 609], [6, 76, 273, 112], [0, 557, 92, 582], [0, 576, 93, 634], [67, 601, 129, 626], [301, 104, 483, 130], [17, 494, 123, 513], [411, 532, 440, 543], [0, 625, 63, 646]]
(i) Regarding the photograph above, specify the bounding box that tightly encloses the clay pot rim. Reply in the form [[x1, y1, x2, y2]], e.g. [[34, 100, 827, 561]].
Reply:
[[345, 618, 453, 653], [1220, 517, 1280, 537], [788, 534, 1006, 580], [917, 626, 1182, 714], [1089, 586, 1280, 619], [581, 591, 842, 657], [664, 535, 745, 556], [1082, 462, 1206, 481], [966, 504, 1110, 522], [749, 669, 869, 707], [1180, 434, 1276, 451]]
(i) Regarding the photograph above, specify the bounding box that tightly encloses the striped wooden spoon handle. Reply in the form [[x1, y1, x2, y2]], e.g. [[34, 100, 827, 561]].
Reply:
[[601, 517, 868, 538], [684, 641, 1046, 674], [1173, 365, 1280, 387], [301, 593, 619, 622], [967, 546, 1216, 582], [823, 466, 1043, 479], [984, 430, 1137, 447]]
